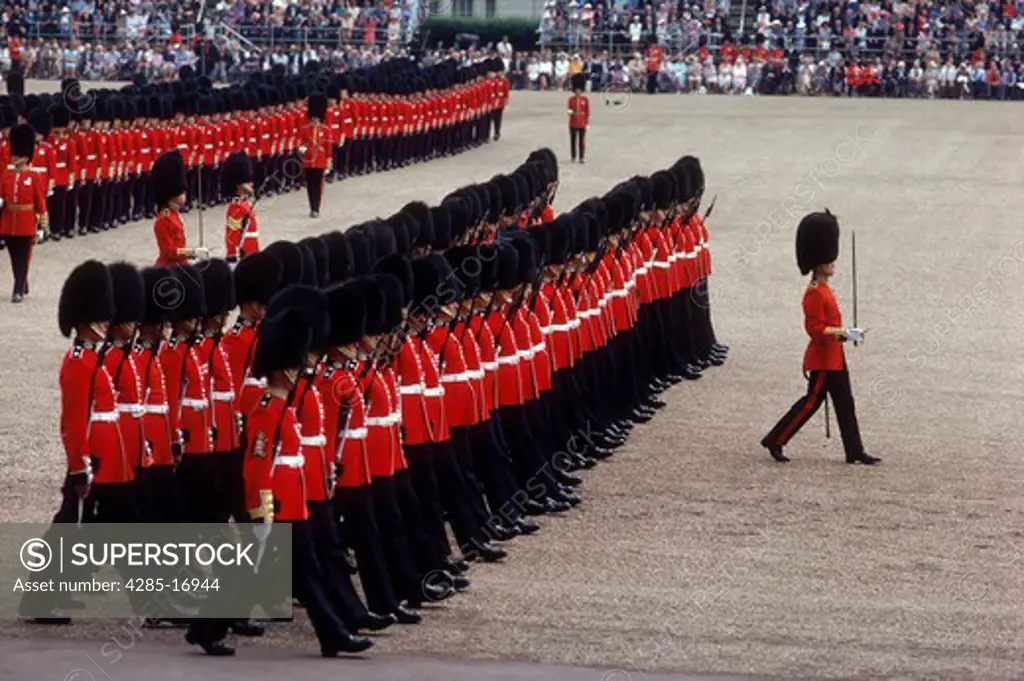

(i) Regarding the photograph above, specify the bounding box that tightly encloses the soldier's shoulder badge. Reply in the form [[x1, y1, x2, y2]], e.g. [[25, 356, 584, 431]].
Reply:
[[70, 345, 84, 360], [259, 392, 272, 408], [808, 280, 819, 289], [252, 431, 269, 458], [323, 366, 335, 379]]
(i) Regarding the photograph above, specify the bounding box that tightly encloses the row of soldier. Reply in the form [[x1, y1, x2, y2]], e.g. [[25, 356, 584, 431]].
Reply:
[[0, 57, 508, 241], [48, 147, 727, 657]]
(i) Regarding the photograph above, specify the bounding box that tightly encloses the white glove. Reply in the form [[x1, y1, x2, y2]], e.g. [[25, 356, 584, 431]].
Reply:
[[845, 328, 865, 343], [253, 521, 272, 543], [192, 247, 211, 261]]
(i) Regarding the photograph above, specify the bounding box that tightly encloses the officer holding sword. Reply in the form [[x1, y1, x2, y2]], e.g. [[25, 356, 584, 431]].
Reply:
[[760, 210, 880, 465]]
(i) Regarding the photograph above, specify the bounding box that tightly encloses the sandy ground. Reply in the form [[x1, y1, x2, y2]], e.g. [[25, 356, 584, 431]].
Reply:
[[1, 86, 1024, 681]]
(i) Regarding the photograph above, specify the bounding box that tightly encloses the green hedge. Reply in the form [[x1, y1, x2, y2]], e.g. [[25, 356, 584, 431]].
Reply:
[[420, 17, 539, 51]]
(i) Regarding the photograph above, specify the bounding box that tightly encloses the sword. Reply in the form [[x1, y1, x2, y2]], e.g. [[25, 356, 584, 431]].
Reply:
[[76, 497, 84, 528], [851, 228, 858, 347]]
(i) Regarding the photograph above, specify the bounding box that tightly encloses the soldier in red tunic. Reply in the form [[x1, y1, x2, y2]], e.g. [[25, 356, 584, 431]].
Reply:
[[568, 73, 590, 164], [0, 123, 47, 303], [299, 92, 334, 219], [48, 104, 77, 241], [761, 212, 880, 466], [152, 150, 208, 265], [135, 266, 178, 522], [221, 151, 259, 262], [26, 107, 55, 244]]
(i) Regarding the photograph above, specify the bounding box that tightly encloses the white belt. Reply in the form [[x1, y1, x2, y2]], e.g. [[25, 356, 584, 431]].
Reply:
[[204, 144, 214, 149], [242, 231, 260, 240], [141, 148, 151, 152], [243, 377, 267, 388], [55, 162, 67, 168], [116, 403, 145, 418], [275, 454, 305, 468], [636, 266, 649, 275], [300, 435, 327, 447], [539, 325, 553, 336], [531, 342, 547, 355], [399, 384, 425, 395], [598, 297, 610, 309], [668, 253, 679, 263], [181, 398, 208, 410], [261, 134, 271, 138], [569, 319, 582, 329], [87, 154, 98, 159], [496, 354, 520, 365], [440, 371, 473, 383], [176, 145, 187, 150], [683, 252, 698, 260], [579, 309, 599, 319], [341, 427, 367, 440], [652, 261, 672, 270], [364, 414, 398, 427], [343, 118, 353, 123], [424, 386, 444, 397], [696, 244, 705, 251], [90, 411, 118, 423], [466, 369, 485, 380], [211, 390, 234, 402], [611, 289, 630, 298], [549, 322, 573, 333], [481, 361, 498, 371], [143, 404, 169, 415]]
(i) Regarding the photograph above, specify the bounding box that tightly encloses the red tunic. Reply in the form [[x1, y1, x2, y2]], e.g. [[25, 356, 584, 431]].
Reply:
[[427, 327, 479, 428], [487, 310, 524, 408], [136, 341, 173, 468], [51, 134, 78, 187], [159, 337, 210, 455], [195, 335, 239, 453], [803, 282, 845, 372], [0, 164, 47, 237], [103, 344, 145, 471], [296, 377, 332, 503], [361, 368, 397, 478], [60, 341, 130, 483], [320, 358, 372, 489], [225, 199, 260, 259], [394, 338, 433, 447], [243, 390, 308, 522], [417, 338, 449, 443], [154, 209, 186, 265]]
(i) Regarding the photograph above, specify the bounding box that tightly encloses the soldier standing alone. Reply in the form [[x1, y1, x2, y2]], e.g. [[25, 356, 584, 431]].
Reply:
[[567, 73, 589, 165]]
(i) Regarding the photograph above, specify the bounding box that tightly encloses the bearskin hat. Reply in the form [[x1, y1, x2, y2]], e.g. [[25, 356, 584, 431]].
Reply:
[[298, 237, 330, 288], [6, 70, 24, 96], [50, 103, 70, 129], [409, 254, 446, 311], [168, 264, 207, 322], [796, 210, 840, 276], [139, 266, 173, 325], [374, 253, 414, 306], [252, 308, 312, 379], [9, 124, 35, 159], [263, 241, 305, 289], [108, 262, 146, 325], [386, 212, 412, 256], [346, 229, 375, 277], [351, 276, 388, 336], [267, 285, 330, 352], [58, 260, 115, 337], [221, 151, 254, 197], [27, 107, 52, 138], [307, 92, 328, 120], [151, 150, 187, 207], [325, 282, 366, 347], [324, 231, 353, 283], [494, 242, 520, 291], [200, 258, 236, 317], [234, 251, 283, 306], [376, 274, 406, 331], [429, 204, 450, 250]]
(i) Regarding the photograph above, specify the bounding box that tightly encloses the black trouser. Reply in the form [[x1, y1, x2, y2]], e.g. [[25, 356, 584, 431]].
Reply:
[[762, 365, 865, 459], [65, 185, 78, 232], [4, 235, 32, 296], [646, 71, 659, 94], [469, 421, 522, 524], [432, 439, 491, 549], [305, 168, 324, 213], [200, 165, 215, 205], [290, 519, 356, 649], [78, 180, 94, 230], [307, 499, 369, 628], [215, 450, 246, 522], [392, 468, 449, 575], [570, 127, 586, 161], [175, 453, 222, 523], [334, 486, 399, 614], [404, 444, 452, 560], [137, 464, 178, 523], [87, 482, 142, 523], [88, 181, 106, 228], [48, 186, 67, 236], [187, 167, 199, 205], [369, 476, 424, 604]]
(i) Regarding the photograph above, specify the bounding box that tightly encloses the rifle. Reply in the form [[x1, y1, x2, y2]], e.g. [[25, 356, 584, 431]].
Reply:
[[701, 194, 717, 222]]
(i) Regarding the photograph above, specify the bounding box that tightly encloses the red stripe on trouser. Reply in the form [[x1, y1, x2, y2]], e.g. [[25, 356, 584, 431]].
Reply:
[[777, 372, 826, 445]]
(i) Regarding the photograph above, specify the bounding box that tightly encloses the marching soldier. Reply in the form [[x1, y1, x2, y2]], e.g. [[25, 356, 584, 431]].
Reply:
[[300, 92, 333, 219], [568, 73, 590, 164], [1, 123, 47, 303], [27, 107, 55, 244], [136, 266, 177, 522], [238, 306, 375, 657], [222, 151, 260, 262], [152, 150, 208, 265], [49, 104, 77, 241], [760, 211, 880, 466]]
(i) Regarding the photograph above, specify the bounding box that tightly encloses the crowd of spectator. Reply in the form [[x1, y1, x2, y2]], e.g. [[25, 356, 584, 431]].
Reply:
[[528, 0, 1024, 99]]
